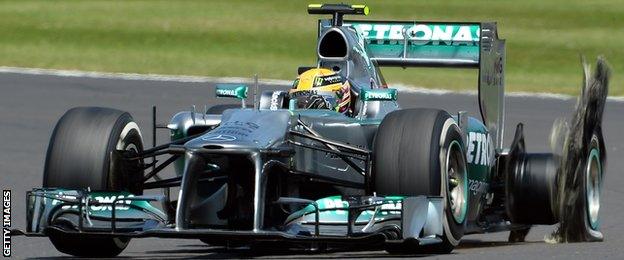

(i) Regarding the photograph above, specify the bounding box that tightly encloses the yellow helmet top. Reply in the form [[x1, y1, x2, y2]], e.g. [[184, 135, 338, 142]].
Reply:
[[289, 68, 351, 113], [290, 68, 343, 93]]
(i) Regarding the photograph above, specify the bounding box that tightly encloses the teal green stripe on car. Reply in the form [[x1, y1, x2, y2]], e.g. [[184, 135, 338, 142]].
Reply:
[[285, 195, 405, 225], [344, 22, 480, 63]]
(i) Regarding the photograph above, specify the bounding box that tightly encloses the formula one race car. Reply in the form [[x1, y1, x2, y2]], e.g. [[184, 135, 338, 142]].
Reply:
[[14, 3, 607, 257]]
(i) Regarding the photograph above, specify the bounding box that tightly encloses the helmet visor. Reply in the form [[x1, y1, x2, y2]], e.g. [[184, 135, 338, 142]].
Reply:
[[289, 90, 337, 110]]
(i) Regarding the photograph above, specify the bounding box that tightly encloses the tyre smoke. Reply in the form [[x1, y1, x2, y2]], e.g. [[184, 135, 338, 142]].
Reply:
[[546, 56, 610, 243]]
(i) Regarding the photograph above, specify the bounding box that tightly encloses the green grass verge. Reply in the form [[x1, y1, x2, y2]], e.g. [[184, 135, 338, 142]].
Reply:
[[0, 0, 622, 95]]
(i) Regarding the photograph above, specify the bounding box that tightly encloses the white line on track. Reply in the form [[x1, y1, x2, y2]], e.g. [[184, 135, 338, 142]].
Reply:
[[392, 83, 624, 102], [0, 66, 293, 85], [1, 66, 622, 102]]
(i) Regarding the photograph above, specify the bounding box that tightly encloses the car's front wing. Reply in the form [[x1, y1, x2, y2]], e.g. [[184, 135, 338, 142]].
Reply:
[[14, 188, 445, 249]]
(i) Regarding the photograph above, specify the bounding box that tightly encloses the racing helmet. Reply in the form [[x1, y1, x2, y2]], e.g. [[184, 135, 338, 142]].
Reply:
[[289, 68, 351, 113]]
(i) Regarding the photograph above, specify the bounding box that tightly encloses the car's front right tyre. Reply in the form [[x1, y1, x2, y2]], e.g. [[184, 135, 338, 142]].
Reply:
[[43, 107, 144, 257]]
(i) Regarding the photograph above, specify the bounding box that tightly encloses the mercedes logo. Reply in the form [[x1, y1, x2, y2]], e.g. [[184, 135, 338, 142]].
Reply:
[[201, 134, 237, 142]]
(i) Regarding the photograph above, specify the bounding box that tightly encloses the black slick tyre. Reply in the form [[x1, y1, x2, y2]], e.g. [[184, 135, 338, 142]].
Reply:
[[43, 107, 144, 257], [373, 108, 468, 254], [576, 130, 605, 241]]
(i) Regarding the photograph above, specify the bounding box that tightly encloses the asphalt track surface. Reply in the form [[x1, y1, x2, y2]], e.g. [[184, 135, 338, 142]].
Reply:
[[1, 72, 623, 259]]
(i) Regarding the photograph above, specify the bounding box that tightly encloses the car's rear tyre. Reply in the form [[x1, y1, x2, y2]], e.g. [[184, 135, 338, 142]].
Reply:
[[43, 107, 144, 257], [577, 130, 605, 241], [373, 108, 467, 254]]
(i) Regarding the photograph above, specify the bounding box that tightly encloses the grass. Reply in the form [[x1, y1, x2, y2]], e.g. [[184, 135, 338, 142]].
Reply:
[[0, 0, 622, 95]]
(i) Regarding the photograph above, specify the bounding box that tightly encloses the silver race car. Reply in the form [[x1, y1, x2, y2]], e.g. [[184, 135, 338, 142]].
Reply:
[[14, 4, 606, 257]]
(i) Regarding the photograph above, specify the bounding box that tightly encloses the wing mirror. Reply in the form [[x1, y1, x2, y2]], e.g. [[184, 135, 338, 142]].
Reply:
[[360, 88, 397, 101], [215, 84, 248, 108], [358, 88, 397, 119]]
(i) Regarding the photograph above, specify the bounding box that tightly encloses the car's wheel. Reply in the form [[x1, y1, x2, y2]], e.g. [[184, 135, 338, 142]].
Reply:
[[373, 108, 468, 254], [43, 107, 144, 257], [577, 130, 605, 241]]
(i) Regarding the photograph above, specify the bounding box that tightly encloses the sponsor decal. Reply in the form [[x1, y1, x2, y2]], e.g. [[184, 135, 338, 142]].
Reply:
[[215, 84, 248, 99], [51, 193, 135, 211], [319, 20, 480, 63], [469, 179, 489, 195], [360, 89, 397, 101], [314, 74, 342, 87], [365, 91, 392, 100], [467, 132, 492, 166], [314, 77, 322, 87], [290, 196, 407, 224], [320, 198, 348, 215], [216, 88, 238, 96], [318, 197, 401, 216], [201, 134, 237, 142], [3, 190, 11, 257], [347, 23, 480, 46]]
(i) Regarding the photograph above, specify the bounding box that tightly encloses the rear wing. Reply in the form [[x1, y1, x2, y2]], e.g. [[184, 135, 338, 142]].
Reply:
[[318, 19, 506, 149]]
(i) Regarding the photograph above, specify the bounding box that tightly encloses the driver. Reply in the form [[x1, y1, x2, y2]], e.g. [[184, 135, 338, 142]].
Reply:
[[289, 68, 352, 115]]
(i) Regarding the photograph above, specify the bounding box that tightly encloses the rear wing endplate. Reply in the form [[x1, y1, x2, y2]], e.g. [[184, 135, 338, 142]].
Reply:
[[318, 20, 506, 149]]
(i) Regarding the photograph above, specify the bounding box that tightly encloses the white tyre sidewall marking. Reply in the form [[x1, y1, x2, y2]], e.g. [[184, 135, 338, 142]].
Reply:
[[117, 121, 142, 150], [439, 117, 464, 246]]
